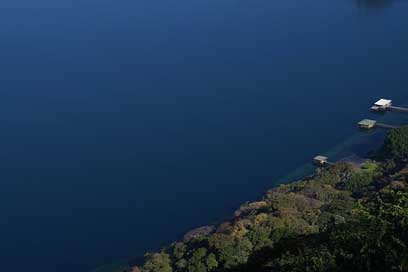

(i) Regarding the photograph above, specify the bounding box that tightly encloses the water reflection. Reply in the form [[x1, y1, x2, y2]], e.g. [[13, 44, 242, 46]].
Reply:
[[354, 0, 394, 10]]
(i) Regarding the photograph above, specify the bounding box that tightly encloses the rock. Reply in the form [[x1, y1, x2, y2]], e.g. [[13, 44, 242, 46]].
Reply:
[[183, 225, 215, 241]]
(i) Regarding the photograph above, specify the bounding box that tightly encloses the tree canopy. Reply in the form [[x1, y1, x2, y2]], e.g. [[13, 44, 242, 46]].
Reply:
[[129, 129, 408, 272], [382, 126, 408, 159]]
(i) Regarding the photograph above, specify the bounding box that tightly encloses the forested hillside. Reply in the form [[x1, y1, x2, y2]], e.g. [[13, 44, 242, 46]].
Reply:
[[129, 127, 408, 272]]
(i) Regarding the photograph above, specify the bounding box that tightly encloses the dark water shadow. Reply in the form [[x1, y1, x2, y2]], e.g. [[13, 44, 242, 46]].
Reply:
[[353, 0, 395, 11]]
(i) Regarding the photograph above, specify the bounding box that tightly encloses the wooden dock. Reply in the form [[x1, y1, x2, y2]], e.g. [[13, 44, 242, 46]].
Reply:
[[313, 155, 334, 167], [370, 99, 408, 113], [389, 106, 408, 113], [376, 123, 400, 129], [358, 119, 399, 130]]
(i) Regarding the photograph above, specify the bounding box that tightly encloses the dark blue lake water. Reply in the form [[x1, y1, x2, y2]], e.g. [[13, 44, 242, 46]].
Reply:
[[1, 0, 408, 271]]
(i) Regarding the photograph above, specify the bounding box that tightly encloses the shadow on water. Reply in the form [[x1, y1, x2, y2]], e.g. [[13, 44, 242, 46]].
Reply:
[[353, 0, 395, 11]]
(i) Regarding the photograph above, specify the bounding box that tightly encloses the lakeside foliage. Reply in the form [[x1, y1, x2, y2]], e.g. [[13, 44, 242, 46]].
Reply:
[[129, 127, 408, 272]]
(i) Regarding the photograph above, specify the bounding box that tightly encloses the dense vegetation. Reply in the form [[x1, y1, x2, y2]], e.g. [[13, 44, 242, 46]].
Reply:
[[126, 127, 408, 272]]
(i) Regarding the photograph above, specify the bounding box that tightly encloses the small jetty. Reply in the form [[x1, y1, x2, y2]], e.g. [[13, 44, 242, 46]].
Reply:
[[313, 155, 333, 166], [358, 119, 400, 130], [389, 105, 408, 113], [376, 122, 400, 129], [371, 98, 408, 113], [313, 154, 369, 169]]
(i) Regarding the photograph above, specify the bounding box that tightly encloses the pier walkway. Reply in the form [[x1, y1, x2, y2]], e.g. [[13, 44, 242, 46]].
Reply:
[[376, 123, 400, 129], [389, 106, 408, 113]]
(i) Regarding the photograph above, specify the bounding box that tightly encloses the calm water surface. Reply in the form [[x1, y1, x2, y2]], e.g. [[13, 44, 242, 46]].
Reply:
[[0, 0, 407, 271]]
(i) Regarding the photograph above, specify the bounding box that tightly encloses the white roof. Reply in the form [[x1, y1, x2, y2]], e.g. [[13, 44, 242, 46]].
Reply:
[[374, 99, 392, 106]]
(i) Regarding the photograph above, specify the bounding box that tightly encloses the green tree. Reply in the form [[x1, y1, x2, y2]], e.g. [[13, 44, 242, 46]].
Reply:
[[209, 234, 253, 269], [345, 171, 373, 195], [175, 259, 187, 270], [206, 253, 218, 271], [247, 225, 272, 250], [188, 248, 208, 272], [143, 252, 173, 272], [173, 242, 187, 259], [382, 126, 408, 159]]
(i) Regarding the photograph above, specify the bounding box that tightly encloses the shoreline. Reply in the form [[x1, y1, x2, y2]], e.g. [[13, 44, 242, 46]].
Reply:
[[93, 106, 406, 272]]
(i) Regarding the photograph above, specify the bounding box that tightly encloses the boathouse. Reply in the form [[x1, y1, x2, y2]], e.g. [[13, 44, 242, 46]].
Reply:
[[313, 155, 328, 166], [371, 99, 392, 111], [358, 119, 377, 129]]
